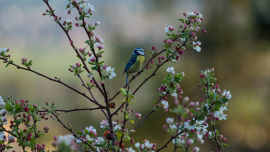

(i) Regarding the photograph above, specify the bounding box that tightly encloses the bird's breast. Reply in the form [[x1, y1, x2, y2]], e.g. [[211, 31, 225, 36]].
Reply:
[[127, 55, 145, 73]]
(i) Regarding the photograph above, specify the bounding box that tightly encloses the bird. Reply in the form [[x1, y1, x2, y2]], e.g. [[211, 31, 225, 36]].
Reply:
[[123, 48, 145, 87]]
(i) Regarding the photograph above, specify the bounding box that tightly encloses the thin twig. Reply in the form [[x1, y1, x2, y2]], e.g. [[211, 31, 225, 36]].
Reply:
[[110, 49, 166, 101], [52, 111, 97, 152], [156, 129, 186, 152], [0, 58, 104, 108], [38, 107, 103, 113], [32, 116, 37, 152], [42, 0, 104, 96], [213, 126, 221, 151], [110, 23, 190, 101], [78, 75, 108, 120], [118, 86, 130, 149]]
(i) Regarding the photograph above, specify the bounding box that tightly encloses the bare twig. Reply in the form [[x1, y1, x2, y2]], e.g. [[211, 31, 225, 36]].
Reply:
[[156, 129, 186, 152], [51, 111, 97, 152], [42, 0, 104, 96], [118, 86, 130, 149], [38, 107, 103, 113], [213, 126, 221, 152], [78, 75, 108, 120], [0, 58, 104, 108]]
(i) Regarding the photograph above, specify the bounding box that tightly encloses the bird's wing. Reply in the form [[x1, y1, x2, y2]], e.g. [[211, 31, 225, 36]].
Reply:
[[123, 54, 137, 75]]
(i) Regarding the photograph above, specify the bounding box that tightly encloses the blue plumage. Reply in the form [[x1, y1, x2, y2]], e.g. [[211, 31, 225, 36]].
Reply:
[[123, 53, 138, 75], [123, 48, 145, 86]]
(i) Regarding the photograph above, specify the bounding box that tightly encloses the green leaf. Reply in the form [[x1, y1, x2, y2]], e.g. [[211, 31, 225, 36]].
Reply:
[[197, 114, 205, 120], [174, 73, 183, 78], [179, 19, 185, 23], [6, 146, 13, 149], [120, 88, 127, 95], [129, 120, 134, 124], [123, 136, 131, 142], [221, 98, 229, 103], [15, 104, 22, 113], [6, 62, 10, 67], [189, 109, 195, 114], [116, 132, 122, 140], [92, 66, 98, 71], [85, 40, 90, 44], [214, 102, 222, 109], [5, 102, 13, 112], [79, 15, 83, 20], [223, 144, 230, 147]]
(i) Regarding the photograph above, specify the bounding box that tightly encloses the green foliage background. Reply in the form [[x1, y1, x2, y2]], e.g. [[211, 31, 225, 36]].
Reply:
[[0, 0, 270, 151]]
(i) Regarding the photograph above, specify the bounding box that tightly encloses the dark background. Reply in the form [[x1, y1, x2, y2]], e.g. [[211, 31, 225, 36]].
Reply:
[[0, 0, 270, 151]]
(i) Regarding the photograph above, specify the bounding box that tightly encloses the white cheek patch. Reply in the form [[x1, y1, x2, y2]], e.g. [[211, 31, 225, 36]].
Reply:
[[138, 50, 145, 55]]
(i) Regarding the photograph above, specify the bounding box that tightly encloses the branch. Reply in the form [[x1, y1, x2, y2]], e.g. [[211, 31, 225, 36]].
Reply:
[[51, 111, 97, 152], [109, 49, 165, 101], [0, 58, 104, 108], [38, 107, 103, 113], [133, 86, 172, 131], [156, 129, 186, 152], [213, 126, 221, 151], [78, 75, 108, 120], [110, 23, 190, 101], [111, 102, 125, 116], [42, 0, 104, 96], [32, 116, 37, 152], [118, 87, 130, 149]]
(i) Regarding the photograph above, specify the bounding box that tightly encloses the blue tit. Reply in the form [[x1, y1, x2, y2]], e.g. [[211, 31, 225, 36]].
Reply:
[[123, 48, 145, 86]]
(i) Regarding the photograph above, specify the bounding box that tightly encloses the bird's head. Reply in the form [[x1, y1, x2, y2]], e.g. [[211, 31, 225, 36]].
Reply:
[[133, 48, 145, 56]]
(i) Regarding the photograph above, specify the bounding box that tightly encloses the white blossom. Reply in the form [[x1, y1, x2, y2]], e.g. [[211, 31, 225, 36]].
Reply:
[[8, 134, 15, 142], [222, 90, 232, 99], [100, 120, 108, 128], [214, 109, 227, 120], [161, 100, 169, 109], [0, 48, 7, 53], [193, 147, 200, 152], [135, 142, 140, 148], [193, 41, 201, 52], [87, 73, 93, 78], [0, 96, 5, 108], [127, 147, 135, 152], [144, 140, 153, 148], [184, 122, 195, 131], [85, 126, 96, 134], [95, 137, 104, 144], [166, 117, 174, 124], [106, 67, 116, 79], [167, 67, 175, 73], [187, 11, 196, 17], [66, 19, 72, 24], [0, 132, 4, 139]]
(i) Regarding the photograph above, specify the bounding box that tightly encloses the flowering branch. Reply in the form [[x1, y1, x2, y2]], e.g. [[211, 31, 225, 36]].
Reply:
[[213, 126, 221, 151], [0, 57, 103, 107], [156, 129, 187, 152], [42, 0, 104, 96], [39, 107, 103, 113], [77, 75, 108, 119], [118, 86, 130, 149], [51, 110, 97, 152]]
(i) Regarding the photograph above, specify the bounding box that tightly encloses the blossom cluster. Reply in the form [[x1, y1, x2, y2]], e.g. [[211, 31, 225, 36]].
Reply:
[[162, 11, 206, 65], [161, 68, 231, 151], [135, 140, 156, 152], [154, 67, 184, 112]]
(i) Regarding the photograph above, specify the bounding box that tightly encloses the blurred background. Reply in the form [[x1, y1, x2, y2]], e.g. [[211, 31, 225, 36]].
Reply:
[[0, 0, 270, 151]]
